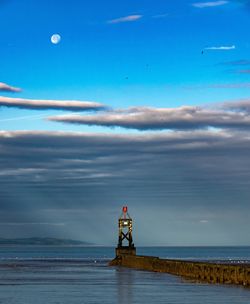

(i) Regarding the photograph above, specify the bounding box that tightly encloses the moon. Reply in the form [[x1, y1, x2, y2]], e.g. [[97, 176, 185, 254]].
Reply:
[[51, 34, 61, 45]]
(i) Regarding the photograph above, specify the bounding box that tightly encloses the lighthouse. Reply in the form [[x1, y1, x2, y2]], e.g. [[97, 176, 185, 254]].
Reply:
[[115, 206, 136, 257]]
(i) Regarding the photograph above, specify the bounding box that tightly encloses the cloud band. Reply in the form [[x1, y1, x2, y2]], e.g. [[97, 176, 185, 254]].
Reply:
[[48, 102, 250, 131], [0, 96, 105, 111]]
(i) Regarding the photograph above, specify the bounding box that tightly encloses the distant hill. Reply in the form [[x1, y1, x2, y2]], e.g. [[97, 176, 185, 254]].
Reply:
[[0, 238, 92, 246]]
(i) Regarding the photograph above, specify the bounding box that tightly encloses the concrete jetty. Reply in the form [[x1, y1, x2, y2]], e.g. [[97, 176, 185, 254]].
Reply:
[[109, 253, 250, 286]]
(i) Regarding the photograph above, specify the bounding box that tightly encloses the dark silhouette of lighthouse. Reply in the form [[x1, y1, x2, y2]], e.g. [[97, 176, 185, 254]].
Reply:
[[116, 206, 136, 257]]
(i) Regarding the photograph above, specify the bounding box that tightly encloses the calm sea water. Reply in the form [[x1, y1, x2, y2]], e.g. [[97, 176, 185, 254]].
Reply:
[[0, 246, 249, 304]]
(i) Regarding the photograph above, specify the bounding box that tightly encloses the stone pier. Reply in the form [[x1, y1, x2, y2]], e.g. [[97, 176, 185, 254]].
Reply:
[[109, 254, 250, 286]]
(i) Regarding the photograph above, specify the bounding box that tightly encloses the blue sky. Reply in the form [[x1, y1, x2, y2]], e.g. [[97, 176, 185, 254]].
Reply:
[[1, 0, 250, 113], [1, 0, 250, 245]]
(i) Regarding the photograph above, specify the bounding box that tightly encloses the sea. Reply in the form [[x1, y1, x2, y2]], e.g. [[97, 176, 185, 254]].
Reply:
[[0, 246, 249, 304]]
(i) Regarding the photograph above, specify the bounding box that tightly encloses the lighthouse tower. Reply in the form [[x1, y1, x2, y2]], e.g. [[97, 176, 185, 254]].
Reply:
[[116, 206, 136, 257]]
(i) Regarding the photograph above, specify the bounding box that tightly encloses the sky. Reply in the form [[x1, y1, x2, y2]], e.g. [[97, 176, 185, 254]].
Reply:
[[1, 0, 250, 245]]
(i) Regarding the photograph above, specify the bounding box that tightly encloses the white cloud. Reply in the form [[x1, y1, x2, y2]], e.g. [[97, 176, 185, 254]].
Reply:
[[205, 45, 235, 50], [0, 96, 105, 111], [107, 15, 142, 24], [192, 1, 229, 8], [0, 82, 21, 92], [48, 103, 250, 131]]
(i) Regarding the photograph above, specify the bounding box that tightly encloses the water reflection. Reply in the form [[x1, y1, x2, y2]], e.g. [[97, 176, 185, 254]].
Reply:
[[115, 267, 134, 304]]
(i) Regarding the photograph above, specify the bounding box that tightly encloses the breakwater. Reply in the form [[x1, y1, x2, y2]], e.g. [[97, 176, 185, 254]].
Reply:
[[109, 254, 250, 286]]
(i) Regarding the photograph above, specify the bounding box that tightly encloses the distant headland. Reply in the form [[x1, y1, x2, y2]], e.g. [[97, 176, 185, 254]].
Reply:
[[0, 238, 92, 246]]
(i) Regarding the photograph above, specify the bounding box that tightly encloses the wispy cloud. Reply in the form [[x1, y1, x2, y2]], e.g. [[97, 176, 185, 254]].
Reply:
[[0, 96, 105, 111], [0, 113, 50, 122], [219, 59, 250, 66], [210, 83, 250, 88], [107, 14, 142, 24], [205, 45, 235, 50], [192, 1, 229, 8], [237, 69, 250, 74], [185, 83, 250, 89], [0, 82, 21, 92]]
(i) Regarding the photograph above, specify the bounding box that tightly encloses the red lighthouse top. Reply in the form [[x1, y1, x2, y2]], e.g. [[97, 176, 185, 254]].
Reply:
[[122, 206, 128, 213]]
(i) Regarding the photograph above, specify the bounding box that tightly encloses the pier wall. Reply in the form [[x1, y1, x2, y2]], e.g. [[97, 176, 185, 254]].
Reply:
[[109, 255, 250, 286]]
